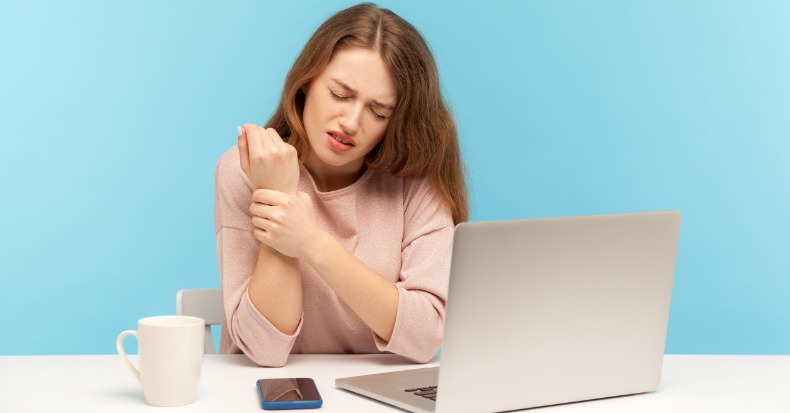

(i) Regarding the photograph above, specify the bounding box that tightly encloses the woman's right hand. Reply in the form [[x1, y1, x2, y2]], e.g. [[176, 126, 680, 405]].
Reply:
[[237, 124, 299, 194]]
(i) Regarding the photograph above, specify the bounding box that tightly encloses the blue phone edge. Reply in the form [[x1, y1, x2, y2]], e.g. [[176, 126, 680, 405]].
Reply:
[[256, 378, 323, 410]]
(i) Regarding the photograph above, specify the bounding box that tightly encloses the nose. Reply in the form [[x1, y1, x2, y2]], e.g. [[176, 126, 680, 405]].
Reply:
[[339, 104, 363, 136]]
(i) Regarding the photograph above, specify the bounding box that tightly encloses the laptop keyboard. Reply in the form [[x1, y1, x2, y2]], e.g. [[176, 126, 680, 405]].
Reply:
[[405, 386, 438, 401]]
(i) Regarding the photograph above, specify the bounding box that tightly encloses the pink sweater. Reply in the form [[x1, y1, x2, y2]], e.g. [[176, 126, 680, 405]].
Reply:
[[214, 147, 454, 366]]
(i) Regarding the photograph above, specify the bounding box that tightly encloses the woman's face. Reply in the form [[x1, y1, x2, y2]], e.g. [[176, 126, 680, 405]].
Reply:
[[302, 48, 397, 179]]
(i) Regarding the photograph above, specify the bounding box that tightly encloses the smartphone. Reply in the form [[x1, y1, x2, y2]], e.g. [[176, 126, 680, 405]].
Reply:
[[256, 378, 323, 410]]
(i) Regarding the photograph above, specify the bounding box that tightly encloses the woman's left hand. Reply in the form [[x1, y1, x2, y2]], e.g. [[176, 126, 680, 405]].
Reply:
[[249, 189, 322, 259]]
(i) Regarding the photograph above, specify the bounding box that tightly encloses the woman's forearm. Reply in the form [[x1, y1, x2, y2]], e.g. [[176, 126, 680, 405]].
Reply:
[[304, 232, 399, 342], [247, 243, 302, 335]]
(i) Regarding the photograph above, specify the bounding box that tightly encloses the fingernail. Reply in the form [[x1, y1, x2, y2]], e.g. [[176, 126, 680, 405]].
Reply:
[[236, 126, 243, 138]]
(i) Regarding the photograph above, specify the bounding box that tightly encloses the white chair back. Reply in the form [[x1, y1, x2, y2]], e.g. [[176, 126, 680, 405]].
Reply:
[[176, 288, 223, 353]]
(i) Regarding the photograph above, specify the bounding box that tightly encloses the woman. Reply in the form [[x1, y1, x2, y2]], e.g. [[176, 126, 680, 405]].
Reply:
[[214, 3, 467, 367]]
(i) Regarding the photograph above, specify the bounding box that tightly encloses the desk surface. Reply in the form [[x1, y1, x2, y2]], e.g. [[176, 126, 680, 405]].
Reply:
[[1, 354, 789, 412]]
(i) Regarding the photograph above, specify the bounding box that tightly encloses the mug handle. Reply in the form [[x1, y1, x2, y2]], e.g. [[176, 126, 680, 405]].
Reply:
[[116, 330, 141, 383]]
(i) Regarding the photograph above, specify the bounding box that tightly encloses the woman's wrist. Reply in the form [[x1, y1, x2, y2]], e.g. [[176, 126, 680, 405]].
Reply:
[[259, 241, 299, 266], [301, 229, 335, 268]]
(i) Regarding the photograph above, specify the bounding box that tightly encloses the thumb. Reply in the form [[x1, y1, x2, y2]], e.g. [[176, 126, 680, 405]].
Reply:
[[237, 126, 251, 179], [297, 191, 312, 205]]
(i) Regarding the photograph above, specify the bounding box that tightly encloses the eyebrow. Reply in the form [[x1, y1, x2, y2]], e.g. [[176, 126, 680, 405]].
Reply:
[[331, 78, 396, 111]]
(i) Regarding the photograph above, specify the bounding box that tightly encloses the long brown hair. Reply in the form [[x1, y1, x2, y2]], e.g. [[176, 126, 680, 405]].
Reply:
[[266, 3, 468, 224]]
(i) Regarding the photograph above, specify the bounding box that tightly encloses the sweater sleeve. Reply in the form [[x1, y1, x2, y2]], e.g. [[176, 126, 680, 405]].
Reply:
[[214, 148, 302, 367], [373, 177, 455, 363]]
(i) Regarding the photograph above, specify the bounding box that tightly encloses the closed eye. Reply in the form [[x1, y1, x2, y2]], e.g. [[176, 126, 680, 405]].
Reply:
[[371, 109, 388, 121], [331, 87, 389, 120], [329, 90, 349, 101]]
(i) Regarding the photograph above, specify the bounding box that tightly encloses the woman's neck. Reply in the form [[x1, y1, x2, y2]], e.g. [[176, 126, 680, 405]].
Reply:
[[303, 156, 366, 192]]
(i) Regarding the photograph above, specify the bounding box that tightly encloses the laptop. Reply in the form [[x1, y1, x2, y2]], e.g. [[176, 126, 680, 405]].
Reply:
[[336, 211, 681, 413]]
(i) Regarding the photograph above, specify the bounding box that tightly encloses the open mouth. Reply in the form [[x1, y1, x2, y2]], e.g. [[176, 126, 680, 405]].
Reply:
[[330, 133, 354, 146], [326, 130, 357, 152]]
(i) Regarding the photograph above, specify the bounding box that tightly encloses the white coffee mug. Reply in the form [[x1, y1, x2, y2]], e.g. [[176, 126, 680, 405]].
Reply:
[[116, 316, 205, 407]]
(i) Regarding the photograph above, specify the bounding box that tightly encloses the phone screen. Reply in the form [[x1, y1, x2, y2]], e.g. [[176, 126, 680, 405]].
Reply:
[[257, 378, 322, 409]]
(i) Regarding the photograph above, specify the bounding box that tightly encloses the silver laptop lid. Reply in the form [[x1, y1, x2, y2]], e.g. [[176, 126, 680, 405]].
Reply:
[[435, 211, 680, 413]]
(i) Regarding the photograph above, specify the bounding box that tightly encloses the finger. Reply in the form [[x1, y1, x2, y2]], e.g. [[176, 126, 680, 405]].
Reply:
[[250, 215, 271, 231], [253, 228, 270, 244], [252, 188, 290, 205], [264, 127, 284, 148], [249, 201, 277, 218], [268, 128, 297, 159], [257, 125, 282, 153], [296, 191, 314, 211], [297, 191, 311, 203], [256, 125, 273, 147], [243, 123, 265, 159], [237, 128, 251, 178]]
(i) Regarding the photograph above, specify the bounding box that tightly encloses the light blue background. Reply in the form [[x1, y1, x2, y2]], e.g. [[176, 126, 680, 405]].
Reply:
[[1, 0, 788, 356]]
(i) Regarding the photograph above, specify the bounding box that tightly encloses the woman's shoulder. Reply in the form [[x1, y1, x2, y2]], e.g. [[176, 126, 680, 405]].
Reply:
[[216, 145, 240, 175], [401, 174, 453, 227], [401, 173, 437, 200], [215, 145, 253, 196]]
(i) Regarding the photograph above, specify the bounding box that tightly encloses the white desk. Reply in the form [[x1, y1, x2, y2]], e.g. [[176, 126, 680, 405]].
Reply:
[[1, 354, 789, 412]]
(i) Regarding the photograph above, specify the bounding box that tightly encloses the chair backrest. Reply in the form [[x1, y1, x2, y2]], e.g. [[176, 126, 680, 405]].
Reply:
[[176, 288, 223, 353]]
